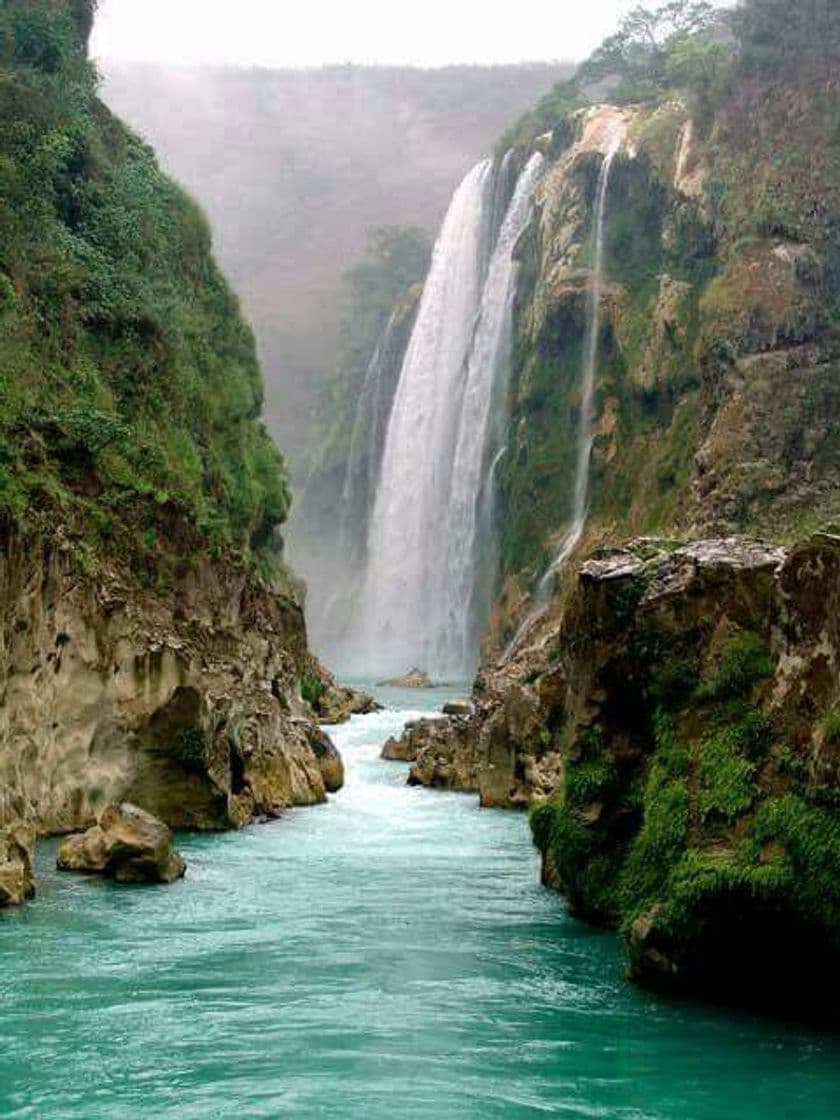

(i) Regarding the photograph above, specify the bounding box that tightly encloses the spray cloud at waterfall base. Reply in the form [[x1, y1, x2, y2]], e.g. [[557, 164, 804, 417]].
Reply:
[[325, 152, 544, 681]]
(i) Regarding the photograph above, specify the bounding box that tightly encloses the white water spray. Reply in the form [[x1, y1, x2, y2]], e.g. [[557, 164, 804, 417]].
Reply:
[[355, 154, 544, 678], [441, 153, 545, 673]]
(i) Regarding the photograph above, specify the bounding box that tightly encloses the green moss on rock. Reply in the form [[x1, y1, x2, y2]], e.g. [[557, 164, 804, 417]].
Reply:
[[0, 0, 290, 572]]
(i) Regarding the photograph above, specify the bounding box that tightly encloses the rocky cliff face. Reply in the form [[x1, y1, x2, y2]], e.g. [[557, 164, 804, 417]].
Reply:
[[0, 1, 341, 853], [400, 11, 840, 1012], [495, 78, 840, 642], [404, 535, 840, 1013], [0, 525, 336, 834]]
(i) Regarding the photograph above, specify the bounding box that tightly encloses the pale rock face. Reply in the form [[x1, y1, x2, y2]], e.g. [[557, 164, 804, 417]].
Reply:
[[0, 534, 337, 834], [673, 119, 707, 201], [57, 802, 186, 885], [0, 822, 35, 907]]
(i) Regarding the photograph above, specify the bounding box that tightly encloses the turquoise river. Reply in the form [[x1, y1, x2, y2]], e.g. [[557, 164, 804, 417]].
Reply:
[[1, 685, 838, 1118]]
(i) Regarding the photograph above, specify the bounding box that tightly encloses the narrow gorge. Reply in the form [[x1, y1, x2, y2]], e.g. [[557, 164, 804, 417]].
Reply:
[[2, 1, 839, 1116], [303, 0, 840, 1022]]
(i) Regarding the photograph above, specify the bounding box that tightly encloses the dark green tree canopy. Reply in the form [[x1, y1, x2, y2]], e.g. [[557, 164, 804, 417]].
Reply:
[[0, 0, 291, 565], [579, 0, 722, 101], [339, 225, 431, 385]]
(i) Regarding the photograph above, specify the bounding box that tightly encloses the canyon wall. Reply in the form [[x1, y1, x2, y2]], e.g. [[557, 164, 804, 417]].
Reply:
[[0, 0, 337, 842]]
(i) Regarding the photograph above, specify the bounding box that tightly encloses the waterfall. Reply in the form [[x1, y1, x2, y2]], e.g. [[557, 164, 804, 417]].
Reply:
[[353, 153, 544, 679], [339, 308, 409, 571], [303, 301, 420, 662], [506, 132, 623, 657], [441, 153, 545, 673]]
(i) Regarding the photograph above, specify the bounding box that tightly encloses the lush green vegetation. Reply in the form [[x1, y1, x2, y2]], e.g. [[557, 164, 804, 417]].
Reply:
[[504, 0, 840, 154], [530, 593, 840, 998], [336, 226, 430, 395], [300, 673, 327, 708], [579, 1, 727, 106], [0, 0, 290, 568], [501, 0, 731, 151]]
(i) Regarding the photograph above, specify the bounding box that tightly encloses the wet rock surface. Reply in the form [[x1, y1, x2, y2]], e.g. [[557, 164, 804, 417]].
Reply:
[[311, 670, 381, 725], [442, 700, 474, 717], [415, 535, 840, 1013], [0, 531, 340, 835], [0, 823, 35, 908], [58, 803, 186, 885], [307, 726, 345, 793]]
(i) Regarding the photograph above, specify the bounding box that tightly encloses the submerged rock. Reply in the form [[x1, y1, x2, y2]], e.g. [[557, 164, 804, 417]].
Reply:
[[0, 823, 35, 908], [57, 803, 186, 885]]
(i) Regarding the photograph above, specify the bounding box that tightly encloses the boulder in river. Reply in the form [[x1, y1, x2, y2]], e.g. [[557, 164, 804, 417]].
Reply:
[[381, 717, 449, 762], [442, 700, 474, 717], [57, 803, 186, 885], [308, 726, 345, 793], [380, 668, 434, 689], [0, 822, 35, 908]]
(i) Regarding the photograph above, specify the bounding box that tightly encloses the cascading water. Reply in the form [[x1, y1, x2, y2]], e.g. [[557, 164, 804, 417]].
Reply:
[[540, 134, 622, 590], [307, 314, 405, 653], [506, 129, 624, 657], [355, 160, 495, 678], [339, 311, 402, 569], [441, 153, 545, 673], [353, 154, 544, 679], [303, 296, 422, 662]]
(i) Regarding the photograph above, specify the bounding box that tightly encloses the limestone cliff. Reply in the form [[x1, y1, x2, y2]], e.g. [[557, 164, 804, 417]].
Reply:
[[0, 1, 339, 846], [494, 8, 840, 637], [399, 2, 840, 1013], [0, 526, 336, 833], [397, 535, 840, 1014]]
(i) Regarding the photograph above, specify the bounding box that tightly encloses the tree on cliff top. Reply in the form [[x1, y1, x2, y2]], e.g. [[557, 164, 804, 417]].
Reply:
[[579, 1, 726, 102]]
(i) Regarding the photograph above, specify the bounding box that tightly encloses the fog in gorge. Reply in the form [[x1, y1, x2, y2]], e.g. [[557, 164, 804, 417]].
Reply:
[[100, 62, 570, 482]]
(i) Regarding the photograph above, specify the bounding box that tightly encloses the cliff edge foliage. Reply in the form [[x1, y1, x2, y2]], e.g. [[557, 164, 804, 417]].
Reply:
[[495, 0, 840, 605], [394, 0, 840, 1015], [0, 2, 349, 855], [0, 0, 290, 572]]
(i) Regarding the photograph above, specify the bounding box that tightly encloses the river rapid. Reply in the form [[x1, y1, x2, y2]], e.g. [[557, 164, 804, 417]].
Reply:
[[1, 685, 838, 1118]]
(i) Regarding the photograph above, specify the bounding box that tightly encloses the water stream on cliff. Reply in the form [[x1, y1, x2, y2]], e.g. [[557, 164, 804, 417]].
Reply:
[[506, 130, 624, 659], [538, 130, 622, 597], [1, 689, 838, 1119]]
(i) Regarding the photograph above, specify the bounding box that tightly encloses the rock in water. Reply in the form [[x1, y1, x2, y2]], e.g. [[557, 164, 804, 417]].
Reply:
[[0, 823, 35, 908], [314, 682, 381, 725], [381, 718, 448, 762], [442, 700, 474, 717], [380, 668, 434, 689], [307, 727, 345, 793], [57, 803, 186, 885]]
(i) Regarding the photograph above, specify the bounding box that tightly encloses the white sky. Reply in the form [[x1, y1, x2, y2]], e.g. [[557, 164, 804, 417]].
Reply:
[[91, 0, 650, 68]]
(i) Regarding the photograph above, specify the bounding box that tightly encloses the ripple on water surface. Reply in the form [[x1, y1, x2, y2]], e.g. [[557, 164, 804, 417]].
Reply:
[[0, 686, 838, 1119]]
